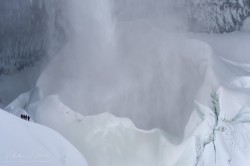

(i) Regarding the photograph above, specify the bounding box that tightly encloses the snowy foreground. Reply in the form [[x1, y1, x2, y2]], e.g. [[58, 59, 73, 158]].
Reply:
[[0, 109, 88, 166], [4, 87, 250, 166], [2, 32, 250, 165]]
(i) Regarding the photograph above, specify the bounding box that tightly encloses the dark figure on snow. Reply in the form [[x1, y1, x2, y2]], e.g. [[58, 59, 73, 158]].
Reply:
[[21, 114, 26, 119], [21, 114, 30, 121]]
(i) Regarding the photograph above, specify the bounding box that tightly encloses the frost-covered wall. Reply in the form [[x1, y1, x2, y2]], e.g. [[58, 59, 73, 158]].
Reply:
[[113, 0, 250, 33], [113, 0, 186, 22], [188, 0, 250, 33], [0, 0, 65, 75], [0, 0, 47, 74]]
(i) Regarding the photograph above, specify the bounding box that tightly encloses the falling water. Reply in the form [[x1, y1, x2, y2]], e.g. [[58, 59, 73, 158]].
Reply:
[[38, 0, 211, 136]]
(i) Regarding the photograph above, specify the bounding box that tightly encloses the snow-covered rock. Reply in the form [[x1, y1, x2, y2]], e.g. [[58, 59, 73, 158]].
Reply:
[[186, 87, 250, 165]]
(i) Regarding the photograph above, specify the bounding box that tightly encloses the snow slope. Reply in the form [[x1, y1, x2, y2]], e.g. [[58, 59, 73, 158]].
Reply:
[[0, 109, 88, 166]]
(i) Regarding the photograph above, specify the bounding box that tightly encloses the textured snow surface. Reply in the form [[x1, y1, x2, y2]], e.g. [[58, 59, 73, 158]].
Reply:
[[0, 109, 88, 166]]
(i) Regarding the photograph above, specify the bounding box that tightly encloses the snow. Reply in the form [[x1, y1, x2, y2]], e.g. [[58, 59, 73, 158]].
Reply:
[[0, 109, 88, 166], [2, 22, 250, 166], [0, 39, 249, 166], [1, 1, 250, 165], [26, 95, 198, 166], [183, 86, 250, 165], [193, 33, 250, 65], [0, 21, 248, 164], [8, 84, 248, 166], [29, 30, 250, 165], [37, 18, 214, 136], [231, 77, 250, 89]]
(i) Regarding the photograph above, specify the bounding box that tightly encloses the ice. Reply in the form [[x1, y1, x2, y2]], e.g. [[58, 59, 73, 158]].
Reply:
[[11, 83, 246, 166], [26, 95, 198, 166]]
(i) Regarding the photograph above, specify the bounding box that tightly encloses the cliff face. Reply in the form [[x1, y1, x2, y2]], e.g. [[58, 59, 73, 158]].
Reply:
[[0, 0, 48, 75], [0, 0, 67, 75]]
